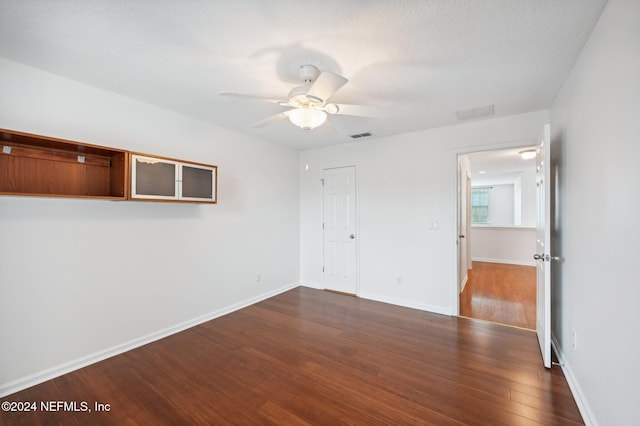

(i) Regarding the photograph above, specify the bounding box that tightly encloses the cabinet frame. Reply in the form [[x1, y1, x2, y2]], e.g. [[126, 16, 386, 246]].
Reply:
[[129, 153, 217, 204]]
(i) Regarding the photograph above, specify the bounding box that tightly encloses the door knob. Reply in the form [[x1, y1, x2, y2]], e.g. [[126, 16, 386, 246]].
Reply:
[[458, 234, 465, 238], [349, 234, 355, 239], [534, 253, 560, 261]]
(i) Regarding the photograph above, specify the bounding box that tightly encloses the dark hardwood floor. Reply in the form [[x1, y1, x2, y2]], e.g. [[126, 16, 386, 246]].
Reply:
[[460, 262, 537, 330], [1, 287, 581, 425]]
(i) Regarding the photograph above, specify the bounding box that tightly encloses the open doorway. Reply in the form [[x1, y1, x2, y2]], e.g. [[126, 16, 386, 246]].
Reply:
[[457, 147, 537, 329]]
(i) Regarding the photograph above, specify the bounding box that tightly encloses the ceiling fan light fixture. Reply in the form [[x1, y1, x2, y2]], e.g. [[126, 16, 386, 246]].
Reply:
[[287, 108, 327, 130]]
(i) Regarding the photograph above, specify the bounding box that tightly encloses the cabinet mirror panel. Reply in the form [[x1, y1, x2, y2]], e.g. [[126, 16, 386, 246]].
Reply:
[[182, 165, 214, 200], [132, 156, 177, 198]]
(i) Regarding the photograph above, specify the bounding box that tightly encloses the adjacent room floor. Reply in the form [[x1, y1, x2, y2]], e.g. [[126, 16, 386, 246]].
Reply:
[[1, 286, 580, 425], [460, 261, 537, 330]]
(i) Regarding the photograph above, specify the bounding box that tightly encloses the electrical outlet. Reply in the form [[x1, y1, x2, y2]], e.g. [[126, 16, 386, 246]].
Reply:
[[396, 275, 402, 285], [256, 273, 262, 282], [572, 331, 577, 350]]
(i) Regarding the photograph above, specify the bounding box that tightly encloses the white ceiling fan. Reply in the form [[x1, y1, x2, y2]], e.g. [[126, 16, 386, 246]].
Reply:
[[219, 65, 379, 131]]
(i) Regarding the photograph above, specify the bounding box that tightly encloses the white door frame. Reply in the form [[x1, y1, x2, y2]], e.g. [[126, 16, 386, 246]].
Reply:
[[453, 142, 541, 315], [322, 165, 359, 295], [457, 162, 472, 293]]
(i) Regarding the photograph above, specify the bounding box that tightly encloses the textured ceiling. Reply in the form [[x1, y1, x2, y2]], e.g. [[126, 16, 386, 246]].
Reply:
[[0, 0, 607, 149]]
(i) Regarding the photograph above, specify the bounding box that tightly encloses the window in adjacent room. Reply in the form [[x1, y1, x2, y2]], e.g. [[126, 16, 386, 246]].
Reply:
[[471, 188, 490, 223]]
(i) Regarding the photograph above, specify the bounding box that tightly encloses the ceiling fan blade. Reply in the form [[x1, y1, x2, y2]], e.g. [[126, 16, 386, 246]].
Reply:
[[306, 72, 348, 104], [326, 114, 351, 136], [219, 91, 285, 105], [332, 103, 386, 118], [250, 112, 289, 128]]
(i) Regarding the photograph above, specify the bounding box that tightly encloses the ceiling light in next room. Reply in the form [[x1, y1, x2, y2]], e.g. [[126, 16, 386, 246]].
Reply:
[[519, 149, 536, 160]]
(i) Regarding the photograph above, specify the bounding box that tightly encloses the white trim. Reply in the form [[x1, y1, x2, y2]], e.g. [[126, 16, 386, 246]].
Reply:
[[303, 285, 454, 316], [472, 257, 536, 267], [471, 225, 536, 231], [300, 280, 323, 290], [0, 282, 300, 398], [359, 291, 453, 316], [460, 273, 469, 292], [551, 335, 598, 426]]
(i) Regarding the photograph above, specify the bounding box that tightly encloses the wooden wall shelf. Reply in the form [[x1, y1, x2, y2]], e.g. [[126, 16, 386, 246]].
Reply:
[[0, 129, 128, 200], [1, 129, 218, 204]]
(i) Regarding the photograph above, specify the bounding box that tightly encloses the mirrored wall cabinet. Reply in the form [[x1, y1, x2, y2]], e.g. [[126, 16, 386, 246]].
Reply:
[[130, 154, 217, 203]]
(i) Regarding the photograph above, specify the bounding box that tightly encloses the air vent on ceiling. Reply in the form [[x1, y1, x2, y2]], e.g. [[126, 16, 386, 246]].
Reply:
[[455, 104, 494, 121], [350, 132, 372, 139]]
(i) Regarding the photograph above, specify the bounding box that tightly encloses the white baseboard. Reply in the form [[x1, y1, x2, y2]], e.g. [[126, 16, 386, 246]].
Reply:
[[299, 280, 323, 290], [0, 282, 300, 398], [301, 284, 452, 316], [358, 291, 453, 316], [551, 334, 598, 426], [460, 273, 469, 292], [472, 257, 536, 267]]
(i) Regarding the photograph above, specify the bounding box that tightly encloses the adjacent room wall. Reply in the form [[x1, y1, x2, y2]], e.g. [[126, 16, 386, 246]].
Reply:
[[0, 58, 300, 395], [518, 169, 537, 227], [299, 110, 548, 315], [470, 226, 536, 266], [480, 183, 514, 225], [469, 177, 536, 266], [549, 0, 640, 424]]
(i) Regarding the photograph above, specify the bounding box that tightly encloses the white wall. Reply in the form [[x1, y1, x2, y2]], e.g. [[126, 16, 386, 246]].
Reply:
[[471, 226, 536, 266], [513, 169, 536, 227], [549, 0, 640, 424], [519, 169, 537, 227], [514, 174, 522, 225], [300, 110, 548, 315], [485, 184, 514, 225], [0, 58, 300, 395]]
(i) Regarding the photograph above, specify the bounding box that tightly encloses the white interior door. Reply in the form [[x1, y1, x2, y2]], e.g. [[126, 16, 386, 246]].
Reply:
[[535, 124, 552, 368], [457, 163, 464, 291], [457, 163, 469, 292], [323, 166, 357, 294]]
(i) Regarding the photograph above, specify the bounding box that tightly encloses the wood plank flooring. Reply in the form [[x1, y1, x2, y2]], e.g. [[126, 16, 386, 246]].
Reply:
[[0, 287, 581, 425], [460, 262, 537, 330]]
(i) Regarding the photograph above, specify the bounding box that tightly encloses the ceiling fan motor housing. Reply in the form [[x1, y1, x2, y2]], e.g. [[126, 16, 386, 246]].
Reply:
[[298, 65, 320, 83], [288, 83, 322, 108]]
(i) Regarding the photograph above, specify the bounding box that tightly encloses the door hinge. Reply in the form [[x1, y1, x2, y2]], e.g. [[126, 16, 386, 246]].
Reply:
[[320, 178, 324, 185], [322, 266, 325, 272], [322, 222, 325, 229]]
